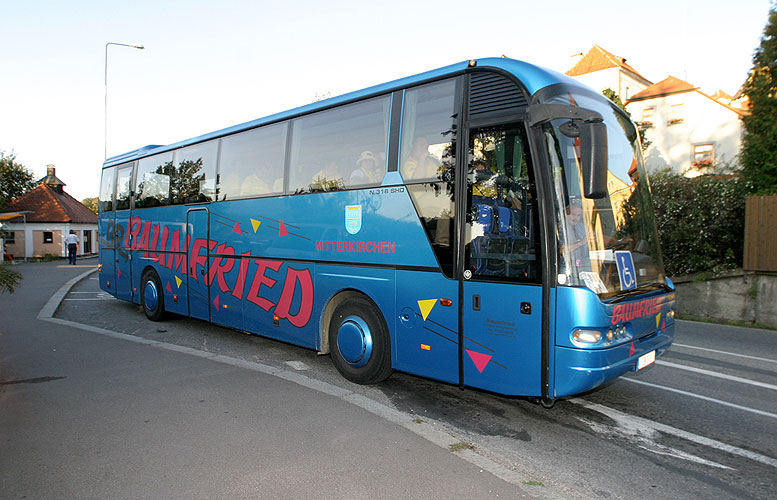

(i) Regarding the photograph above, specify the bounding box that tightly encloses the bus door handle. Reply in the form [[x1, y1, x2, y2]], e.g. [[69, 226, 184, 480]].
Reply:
[[472, 295, 480, 311]]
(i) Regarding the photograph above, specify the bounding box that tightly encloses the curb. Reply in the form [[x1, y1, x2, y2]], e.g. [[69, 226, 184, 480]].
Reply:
[[39, 269, 569, 500]]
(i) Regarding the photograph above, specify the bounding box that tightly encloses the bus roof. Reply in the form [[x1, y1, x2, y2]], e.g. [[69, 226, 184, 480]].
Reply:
[[103, 57, 580, 168]]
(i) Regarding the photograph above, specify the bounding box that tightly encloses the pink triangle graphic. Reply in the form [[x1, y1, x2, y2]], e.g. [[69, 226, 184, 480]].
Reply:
[[466, 349, 492, 373], [279, 220, 289, 237], [213, 294, 220, 309], [117, 268, 122, 278], [166, 282, 172, 293], [233, 221, 242, 234]]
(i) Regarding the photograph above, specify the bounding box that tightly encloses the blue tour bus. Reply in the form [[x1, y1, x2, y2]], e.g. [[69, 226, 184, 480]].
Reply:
[[98, 57, 675, 405]]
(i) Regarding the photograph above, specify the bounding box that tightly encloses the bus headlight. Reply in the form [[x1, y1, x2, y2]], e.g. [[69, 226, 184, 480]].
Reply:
[[573, 329, 601, 344], [606, 329, 614, 342]]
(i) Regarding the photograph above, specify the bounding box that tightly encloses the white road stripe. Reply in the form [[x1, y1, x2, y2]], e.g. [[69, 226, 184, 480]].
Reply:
[[622, 377, 777, 420], [574, 399, 777, 469], [655, 360, 777, 391], [673, 343, 777, 365]]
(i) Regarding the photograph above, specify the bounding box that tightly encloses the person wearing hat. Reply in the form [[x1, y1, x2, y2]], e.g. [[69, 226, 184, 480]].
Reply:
[[349, 151, 381, 186]]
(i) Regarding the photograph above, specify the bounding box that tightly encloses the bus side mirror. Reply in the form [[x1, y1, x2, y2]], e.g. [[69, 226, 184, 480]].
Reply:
[[580, 120, 608, 199]]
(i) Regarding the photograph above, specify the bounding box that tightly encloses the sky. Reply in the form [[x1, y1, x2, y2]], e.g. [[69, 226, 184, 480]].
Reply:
[[1, 0, 773, 202]]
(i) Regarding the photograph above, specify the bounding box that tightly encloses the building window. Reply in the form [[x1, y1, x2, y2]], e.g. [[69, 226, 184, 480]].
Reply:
[[4, 231, 15, 244], [640, 107, 655, 127], [693, 144, 714, 169], [43, 231, 53, 244], [668, 103, 684, 125]]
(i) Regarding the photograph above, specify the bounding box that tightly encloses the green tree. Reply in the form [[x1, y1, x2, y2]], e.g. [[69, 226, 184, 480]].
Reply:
[[0, 151, 36, 210], [602, 88, 651, 152], [82, 197, 99, 214], [741, 6, 777, 194]]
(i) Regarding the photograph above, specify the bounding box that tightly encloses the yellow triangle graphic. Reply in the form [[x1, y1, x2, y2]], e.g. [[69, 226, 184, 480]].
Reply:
[[417, 299, 438, 321], [175, 276, 183, 288], [656, 313, 661, 329], [251, 218, 261, 232]]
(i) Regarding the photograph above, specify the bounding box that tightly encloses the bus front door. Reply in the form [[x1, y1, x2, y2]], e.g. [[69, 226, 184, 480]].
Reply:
[[459, 123, 543, 396], [187, 209, 211, 322]]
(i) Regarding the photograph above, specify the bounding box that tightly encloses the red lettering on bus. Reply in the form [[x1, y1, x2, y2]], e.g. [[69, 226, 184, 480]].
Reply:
[[231, 251, 252, 300], [246, 260, 282, 311], [134, 220, 152, 254], [189, 238, 214, 282], [208, 243, 235, 292], [274, 266, 314, 328]]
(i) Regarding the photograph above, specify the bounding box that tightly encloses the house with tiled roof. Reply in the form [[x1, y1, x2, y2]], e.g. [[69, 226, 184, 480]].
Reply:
[[566, 45, 653, 101], [1, 166, 98, 259], [626, 76, 746, 176]]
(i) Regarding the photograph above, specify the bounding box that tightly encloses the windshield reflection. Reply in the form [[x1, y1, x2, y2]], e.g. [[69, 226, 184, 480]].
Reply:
[[538, 85, 665, 297]]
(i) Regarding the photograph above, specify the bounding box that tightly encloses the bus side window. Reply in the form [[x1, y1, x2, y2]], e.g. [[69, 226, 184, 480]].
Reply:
[[136, 152, 173, 208], [288, 96, 390, 194], [99, 166, 116, 212], [399, 79, 457, 183], [171, 141, 218, 204], [218, 122, 287, 200]]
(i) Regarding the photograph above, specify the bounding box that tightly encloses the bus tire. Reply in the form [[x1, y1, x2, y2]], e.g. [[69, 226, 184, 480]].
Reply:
[[141, 269, 165, 322], [328, 296, 392, 385]]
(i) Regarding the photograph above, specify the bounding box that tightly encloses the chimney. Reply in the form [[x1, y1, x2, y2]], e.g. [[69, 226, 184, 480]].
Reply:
[[39, 164, 66, 194]]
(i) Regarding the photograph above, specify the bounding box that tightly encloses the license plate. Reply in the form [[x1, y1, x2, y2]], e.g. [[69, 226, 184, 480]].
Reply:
[[637, 350, 656, 370]]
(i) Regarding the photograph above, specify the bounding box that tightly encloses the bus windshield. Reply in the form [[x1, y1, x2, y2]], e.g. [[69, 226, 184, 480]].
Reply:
[[537, 85, 666, 298]]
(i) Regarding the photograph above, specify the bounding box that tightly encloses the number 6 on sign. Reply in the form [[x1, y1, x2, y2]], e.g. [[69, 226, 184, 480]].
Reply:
[[615, 250, 637, 291]]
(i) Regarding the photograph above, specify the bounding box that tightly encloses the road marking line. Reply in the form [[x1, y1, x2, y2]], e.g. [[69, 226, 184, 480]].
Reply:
[[673, 343, 777, 364], [573, 399, 777, 469], [655, 360, 777, 391], [622, 377, 777, 420]]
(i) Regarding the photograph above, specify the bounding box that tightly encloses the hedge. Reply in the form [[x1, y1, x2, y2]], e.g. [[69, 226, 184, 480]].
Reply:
[[648, 170, 749, 277]]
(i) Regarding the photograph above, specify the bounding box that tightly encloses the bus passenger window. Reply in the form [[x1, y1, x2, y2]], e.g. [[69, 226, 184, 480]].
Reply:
[[288, 95, 390, 194], [218, 123, 286, 200], [136, 152, 173, 208], [99, 167, 116, 212], [171, 141, 218, 204], [400, 78, 457, 183]]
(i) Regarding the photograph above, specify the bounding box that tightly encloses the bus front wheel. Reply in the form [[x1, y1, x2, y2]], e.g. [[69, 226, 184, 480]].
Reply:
[[328, 296, 392, 384], [141, 269, 165, 322]]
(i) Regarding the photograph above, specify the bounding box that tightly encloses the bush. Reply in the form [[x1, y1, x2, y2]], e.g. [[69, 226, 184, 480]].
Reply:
[[0, 265, 22, 294], [649, 170, 749, 276]]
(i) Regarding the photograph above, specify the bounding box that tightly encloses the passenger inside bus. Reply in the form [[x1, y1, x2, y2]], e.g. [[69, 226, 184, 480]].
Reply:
[[403, 137, 440, 179]]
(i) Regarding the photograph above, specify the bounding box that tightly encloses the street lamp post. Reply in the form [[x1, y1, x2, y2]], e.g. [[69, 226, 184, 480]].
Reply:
[[104, 42, 144, 160]]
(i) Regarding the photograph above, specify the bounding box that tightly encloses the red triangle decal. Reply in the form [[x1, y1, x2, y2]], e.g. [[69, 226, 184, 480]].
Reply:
[[466, 349, 492, 373], [233, 221, 242, 234], [661, 319, 666, 330], [213, 294, 220, 309], [279, 220, 289, 237], [629, 342, 636, 357], [166, 282, 172, 293], [117, 268, 122, 278]]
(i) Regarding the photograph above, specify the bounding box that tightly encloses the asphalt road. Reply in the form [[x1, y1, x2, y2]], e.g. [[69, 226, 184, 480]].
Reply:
[[5, 258, 777, 499]]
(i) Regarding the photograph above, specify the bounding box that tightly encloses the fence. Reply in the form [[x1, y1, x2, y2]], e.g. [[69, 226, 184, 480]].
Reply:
[[744, 195, 777, 272]]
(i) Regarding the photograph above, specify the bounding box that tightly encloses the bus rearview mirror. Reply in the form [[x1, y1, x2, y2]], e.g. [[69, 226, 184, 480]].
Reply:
[[580, 120, 608, 199]]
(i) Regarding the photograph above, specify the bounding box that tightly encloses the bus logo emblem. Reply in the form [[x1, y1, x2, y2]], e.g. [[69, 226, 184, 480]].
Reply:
[[345, 205, 362, 234]]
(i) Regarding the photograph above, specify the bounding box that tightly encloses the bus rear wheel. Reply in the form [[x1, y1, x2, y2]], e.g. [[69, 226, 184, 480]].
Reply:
[[328, 296, 392, 385], [141, 269, 165, 322]]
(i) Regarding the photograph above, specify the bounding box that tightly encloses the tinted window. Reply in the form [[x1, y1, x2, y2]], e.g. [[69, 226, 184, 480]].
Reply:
[[171, 141, 218, 204], [465, 123, 540, 283], [400, 79, 458, 182], [218, 123, 287, 200], [289, 96, 390, 194], [99, 167, 115, 212], [135, 152, 173, 208], [115, 164, 133, 210]]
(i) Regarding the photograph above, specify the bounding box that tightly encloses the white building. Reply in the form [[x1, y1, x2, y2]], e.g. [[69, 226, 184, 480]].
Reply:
[[626, 76, 746, 176], [566, 45, 653, 101]]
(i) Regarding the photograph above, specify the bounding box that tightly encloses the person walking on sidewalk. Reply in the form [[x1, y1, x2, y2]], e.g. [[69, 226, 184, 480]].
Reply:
[[64, 230, 80, 265]]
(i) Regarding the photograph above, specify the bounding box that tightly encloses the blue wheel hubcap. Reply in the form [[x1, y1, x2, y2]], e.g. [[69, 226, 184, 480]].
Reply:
[[337, 315, 373, 367], [144, 280, 158, 312]]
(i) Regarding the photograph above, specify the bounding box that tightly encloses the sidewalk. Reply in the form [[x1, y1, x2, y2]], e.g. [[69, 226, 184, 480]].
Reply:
[[0, 260, 552, 499]]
